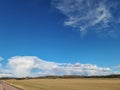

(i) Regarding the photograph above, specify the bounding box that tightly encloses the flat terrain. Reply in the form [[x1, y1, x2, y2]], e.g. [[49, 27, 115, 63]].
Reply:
[[6, 78, 120, 90]]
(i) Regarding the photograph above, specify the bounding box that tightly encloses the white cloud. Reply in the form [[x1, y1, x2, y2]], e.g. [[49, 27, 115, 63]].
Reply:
[[0, 57, 12, 77], [57, 63, 111, 76], [52, 0, 120, 37], [0, 74, 12, 77], [4, 56, 111, 77], [113, 65, 120, 73], [8, 56, 37, 77], [8, 56, 59, 77], [0, 57, 3, 61], [116, 65, 120, 69], [91, 2, 111, 26]]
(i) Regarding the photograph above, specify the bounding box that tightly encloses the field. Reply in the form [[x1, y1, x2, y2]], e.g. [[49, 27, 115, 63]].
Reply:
[[6, 78, 120, 90]]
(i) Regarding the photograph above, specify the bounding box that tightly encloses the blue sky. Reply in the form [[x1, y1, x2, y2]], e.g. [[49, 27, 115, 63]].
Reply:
[[0, 0, 120, 77]]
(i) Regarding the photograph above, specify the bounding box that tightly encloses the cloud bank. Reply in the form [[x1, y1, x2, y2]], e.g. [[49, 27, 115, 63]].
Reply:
[[113, 65, 120, 74], [52, 0, 120, 37], [0, 56, 111, 77]]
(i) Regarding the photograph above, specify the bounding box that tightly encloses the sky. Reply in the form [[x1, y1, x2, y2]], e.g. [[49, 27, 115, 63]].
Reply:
[[0, 0, 120, 77]]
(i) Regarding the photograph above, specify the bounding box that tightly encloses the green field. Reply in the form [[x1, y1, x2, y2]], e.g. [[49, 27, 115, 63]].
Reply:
[[6, 79, 120, 90]]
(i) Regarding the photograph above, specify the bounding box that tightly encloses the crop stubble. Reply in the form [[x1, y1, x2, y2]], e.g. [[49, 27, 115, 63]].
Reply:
[[6, 78, 120, 90]]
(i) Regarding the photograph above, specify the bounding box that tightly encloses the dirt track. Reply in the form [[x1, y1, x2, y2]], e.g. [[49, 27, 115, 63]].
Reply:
[[0, 81, 18, 90]]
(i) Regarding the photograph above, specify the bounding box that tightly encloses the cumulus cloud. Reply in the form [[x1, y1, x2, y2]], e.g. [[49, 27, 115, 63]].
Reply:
[[1, 56, 110, 77], [8, 56, 58, 77], [52, 0, 120, 37], [8, 56, 38, 77], [0, 73, 12, 77]]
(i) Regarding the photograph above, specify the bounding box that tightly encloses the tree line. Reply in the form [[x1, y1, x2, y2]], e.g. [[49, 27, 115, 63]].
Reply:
[[0, 74, 120, 80]]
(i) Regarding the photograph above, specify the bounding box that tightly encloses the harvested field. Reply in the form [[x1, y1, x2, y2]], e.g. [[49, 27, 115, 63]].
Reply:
[[6, 78, 120, 90]]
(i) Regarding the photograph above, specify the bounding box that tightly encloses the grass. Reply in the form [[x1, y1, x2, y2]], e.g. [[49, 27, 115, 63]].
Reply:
[[6, 78, 120, 90]]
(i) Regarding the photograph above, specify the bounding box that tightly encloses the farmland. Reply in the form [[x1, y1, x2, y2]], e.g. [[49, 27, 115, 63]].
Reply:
[[6, 78, 120, 90]]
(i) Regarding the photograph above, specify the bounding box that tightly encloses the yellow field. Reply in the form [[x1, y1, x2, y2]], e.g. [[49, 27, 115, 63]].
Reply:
[[6, 78, 120, 90]]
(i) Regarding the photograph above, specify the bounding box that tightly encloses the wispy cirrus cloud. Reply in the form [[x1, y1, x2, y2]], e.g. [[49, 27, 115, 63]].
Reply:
[[0, 57, 3, 61], [0, 56, 111, 77], [52, 0, 120, 37], [111, 65, 120, 74]]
